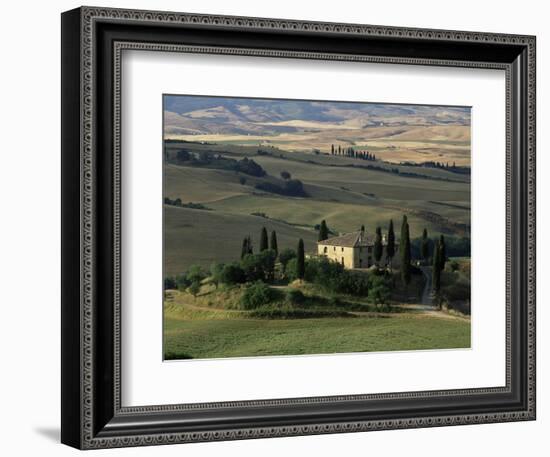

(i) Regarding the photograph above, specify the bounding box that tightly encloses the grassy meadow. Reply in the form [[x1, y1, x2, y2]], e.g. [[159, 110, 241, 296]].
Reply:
[[165, 311, 470, 359], [164, 283, 471, 360]]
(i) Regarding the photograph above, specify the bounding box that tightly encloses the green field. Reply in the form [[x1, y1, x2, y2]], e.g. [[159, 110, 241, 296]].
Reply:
[[164, 278, 470, 359], [163, 287, 470, 359], [164, 316, 470, 359]]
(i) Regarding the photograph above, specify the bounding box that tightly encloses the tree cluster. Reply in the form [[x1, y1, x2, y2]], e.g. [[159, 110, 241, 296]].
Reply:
[[169, 149, 267, 177], [163, 197, 210, 211], [165, 265, 208, 298], [235, 157, 266, 177], [287, 256, 370, 296], [330, 144, 376, 161], [254, 178, 307, 197]]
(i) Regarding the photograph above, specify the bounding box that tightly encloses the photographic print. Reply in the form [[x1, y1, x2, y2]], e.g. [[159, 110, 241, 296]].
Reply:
[[162, 95, 472, 360]]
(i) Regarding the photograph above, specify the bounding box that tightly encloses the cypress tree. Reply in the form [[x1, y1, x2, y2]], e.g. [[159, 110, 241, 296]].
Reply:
[[241, 237, 248, 259], [432, 240, 442, 308], [270, 230, 278, 256], [241, 236, 253, 258], [439, 235, 447, 271], [374, 226, 383, 265], [318, 220, 329, 241], [386, 219, 395, 268], [360, 224, 365, 232], [421, 228, 429, 262], [260, 227, 268, 251], [400, 215, 408, 248], [297, 239, 305, 280], [331, 144, 335, 155], [400, 216, 411, 287]]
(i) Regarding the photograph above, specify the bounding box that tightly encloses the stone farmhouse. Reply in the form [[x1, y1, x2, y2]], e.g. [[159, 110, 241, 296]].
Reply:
[[317, 229, 399, 270]]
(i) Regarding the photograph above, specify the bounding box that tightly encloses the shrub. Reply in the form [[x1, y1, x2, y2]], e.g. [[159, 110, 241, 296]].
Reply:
[[285, 257, 299, 281], [210, 262, 225, 288], [442, 277, 470, 302], [304, 256, 344, 283], [304, 257, 369, 296], [220, 263, 246, 285], [286, 289, 306, 305], [280, 170, 291, 180], [175, 273, 191, 291], [450, 260, 459, 272], [279, 248, 296, 273], [241, 250, 276, 282], [188, 281, 201, 297], [334, 271, 370, 296], [368, 275, 391, 306], [186, 265, 206, 284], [164, 277, 177, 290], [240, 282, 279, 310]]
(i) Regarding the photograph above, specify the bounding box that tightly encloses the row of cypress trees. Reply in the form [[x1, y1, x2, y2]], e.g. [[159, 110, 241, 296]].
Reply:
[[363, 216, 412, 288], [241, 227, 306, 280], [373, 221, 396, 268], [330, 144, 376, 161], [241, 227, 279, 259]]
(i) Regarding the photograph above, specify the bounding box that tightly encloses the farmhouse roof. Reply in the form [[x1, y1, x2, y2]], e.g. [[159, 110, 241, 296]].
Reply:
[[317, 231, 377, 248]]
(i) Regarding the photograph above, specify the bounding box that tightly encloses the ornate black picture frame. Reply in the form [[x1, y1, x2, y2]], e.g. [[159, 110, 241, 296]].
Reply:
[[61, 6, 536, 449]]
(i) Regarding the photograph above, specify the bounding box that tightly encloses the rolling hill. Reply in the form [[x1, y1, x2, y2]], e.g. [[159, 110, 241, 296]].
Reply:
[[164, 95, 471, 165], [163, 141, 470, 274], [164, 205, 318, 275]]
